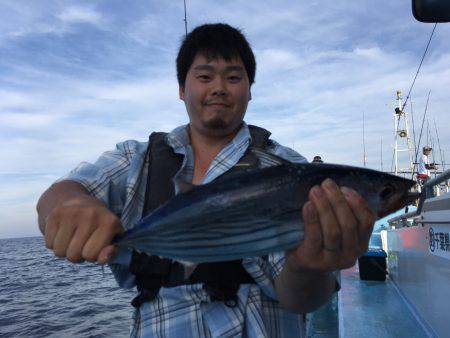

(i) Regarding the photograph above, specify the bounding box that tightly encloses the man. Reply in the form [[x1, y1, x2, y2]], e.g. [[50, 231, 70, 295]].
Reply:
[[418, 146, 436, 182], [418, 146, 437, 198], [312, 155, 323, 163], [37, 23, 375, 337]]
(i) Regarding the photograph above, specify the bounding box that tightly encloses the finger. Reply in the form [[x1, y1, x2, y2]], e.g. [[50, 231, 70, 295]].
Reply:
[[53, 220, 77, 258], [301, 201, 323, 252], [97, 245, 119, 265], [82, 218, 123, 262], [44, 211, 60, 249], [341, 187, 376, 255], [309, 185, 341, 254], [66, 221, 98, 263], [286, 202, 323, 271], [322, 179, 359, 259]]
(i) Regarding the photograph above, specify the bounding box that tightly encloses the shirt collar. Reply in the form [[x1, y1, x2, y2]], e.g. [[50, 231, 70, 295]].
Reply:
[[166, 122, 252, 151]]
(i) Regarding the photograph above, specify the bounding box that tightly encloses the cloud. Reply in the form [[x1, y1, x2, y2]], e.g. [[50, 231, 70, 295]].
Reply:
[[353, 47, 384, 60], [0, 2, 107, 46], [57, 6, 103, 25], [0, 112, 56, 129]]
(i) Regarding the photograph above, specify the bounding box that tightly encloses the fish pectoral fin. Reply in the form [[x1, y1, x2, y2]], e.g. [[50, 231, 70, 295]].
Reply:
[[173, 178, 196, 194], [176, 259, 197, 279], [183, 263, 198, 279]]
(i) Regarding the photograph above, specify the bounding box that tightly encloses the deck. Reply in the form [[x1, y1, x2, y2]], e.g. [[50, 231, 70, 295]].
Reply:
[[338, 265, 430, 337]]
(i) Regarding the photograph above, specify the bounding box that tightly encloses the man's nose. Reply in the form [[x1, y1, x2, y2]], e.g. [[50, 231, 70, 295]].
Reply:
[[211, 78, 228, 97]]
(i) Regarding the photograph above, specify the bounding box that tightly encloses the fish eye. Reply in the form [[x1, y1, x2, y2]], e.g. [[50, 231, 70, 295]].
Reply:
[[379, 183, 395, 200]]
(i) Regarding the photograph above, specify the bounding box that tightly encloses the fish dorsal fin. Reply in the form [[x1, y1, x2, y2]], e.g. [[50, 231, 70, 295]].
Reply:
[[249, 147, 292, 166], [173, 178, 195, 194]]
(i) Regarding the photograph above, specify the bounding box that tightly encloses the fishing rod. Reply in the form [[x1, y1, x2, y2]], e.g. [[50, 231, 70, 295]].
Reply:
[[183, 0, 188, 37], [363, 112, 367, 167], [429, 128, 436, 178], [411, 90, 431, 180], [433, 118, 445, 170], [410, 99, 418, 157], [380, 137, 383, 171]]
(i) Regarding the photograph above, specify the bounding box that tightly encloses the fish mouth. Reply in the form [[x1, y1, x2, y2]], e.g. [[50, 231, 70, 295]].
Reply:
[[405, 191, 421, 204], [377, 191, 420, 218]]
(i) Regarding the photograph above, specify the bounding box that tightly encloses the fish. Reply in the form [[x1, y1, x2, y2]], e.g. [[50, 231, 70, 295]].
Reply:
[[114, 149, 417, 264]]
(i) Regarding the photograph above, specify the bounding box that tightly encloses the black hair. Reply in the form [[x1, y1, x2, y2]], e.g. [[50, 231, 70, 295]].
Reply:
[[176, 23, 256, 87]]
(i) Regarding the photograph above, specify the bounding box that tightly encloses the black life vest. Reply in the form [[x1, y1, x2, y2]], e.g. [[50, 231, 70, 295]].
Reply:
[[129, 125, 272, 308]]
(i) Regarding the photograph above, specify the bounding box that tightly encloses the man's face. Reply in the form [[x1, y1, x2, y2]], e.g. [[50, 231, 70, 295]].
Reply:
[[424, 149, 431, 155], [179, 54, 251, 137]]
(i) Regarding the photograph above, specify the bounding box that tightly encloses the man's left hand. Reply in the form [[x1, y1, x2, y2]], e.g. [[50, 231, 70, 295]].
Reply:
[[285, 178, 376, 273]]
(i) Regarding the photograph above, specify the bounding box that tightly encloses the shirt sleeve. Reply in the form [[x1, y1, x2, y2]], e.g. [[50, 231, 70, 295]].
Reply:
[[57, 140, 144, 217], [57, 140, 147, 288], [242, 252, 285, 300]]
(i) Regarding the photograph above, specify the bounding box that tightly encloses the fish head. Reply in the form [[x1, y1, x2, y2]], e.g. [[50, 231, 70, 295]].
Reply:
[[341, 170, 418, 219], [374, 179, 418, 218], [302, 164, 418, 220]]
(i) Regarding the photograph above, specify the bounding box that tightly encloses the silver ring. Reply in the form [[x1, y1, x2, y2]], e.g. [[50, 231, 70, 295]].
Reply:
[[324, 246, 340, 252]]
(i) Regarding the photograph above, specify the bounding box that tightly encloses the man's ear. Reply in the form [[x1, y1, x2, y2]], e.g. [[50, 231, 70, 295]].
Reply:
[[179, 86, 185, 100]]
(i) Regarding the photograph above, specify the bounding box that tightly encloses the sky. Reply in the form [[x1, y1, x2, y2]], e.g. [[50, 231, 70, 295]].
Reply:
[[1, 0, 449, 239]]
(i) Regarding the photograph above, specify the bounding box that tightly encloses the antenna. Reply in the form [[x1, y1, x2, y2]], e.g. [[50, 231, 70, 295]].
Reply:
[[183, 0, 188, 37]]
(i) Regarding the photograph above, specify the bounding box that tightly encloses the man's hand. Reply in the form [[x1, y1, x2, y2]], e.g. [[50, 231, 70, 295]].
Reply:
[[44, 194, 124, 264], [286, 178, 376, 273]]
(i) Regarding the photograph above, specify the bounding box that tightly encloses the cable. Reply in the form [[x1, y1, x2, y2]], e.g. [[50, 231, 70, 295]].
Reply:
[[401, 23, 438, 112]]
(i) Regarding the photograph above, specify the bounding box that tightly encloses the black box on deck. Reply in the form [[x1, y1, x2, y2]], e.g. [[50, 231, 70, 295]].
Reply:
[[358, 248, 387, 281]]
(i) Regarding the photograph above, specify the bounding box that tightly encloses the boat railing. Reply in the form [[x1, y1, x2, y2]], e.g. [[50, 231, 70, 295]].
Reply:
[[414, 168, 450, 214], [387, 212, 419, 229], [423, 168, 450, 191]]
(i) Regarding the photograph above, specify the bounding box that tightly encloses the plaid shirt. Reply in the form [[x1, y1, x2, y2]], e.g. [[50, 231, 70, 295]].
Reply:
[[63, 122, 308, 337]]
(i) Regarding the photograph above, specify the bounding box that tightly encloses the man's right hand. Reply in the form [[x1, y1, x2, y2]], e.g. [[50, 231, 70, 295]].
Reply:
[[44, 194, 124, 264]]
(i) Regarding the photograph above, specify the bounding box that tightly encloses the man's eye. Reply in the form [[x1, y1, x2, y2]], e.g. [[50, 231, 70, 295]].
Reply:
[[197, 75, 210, 80], [228, 76, 241, 82]]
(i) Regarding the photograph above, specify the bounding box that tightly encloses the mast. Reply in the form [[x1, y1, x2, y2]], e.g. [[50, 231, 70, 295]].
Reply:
[[393, 90, 415, 176]]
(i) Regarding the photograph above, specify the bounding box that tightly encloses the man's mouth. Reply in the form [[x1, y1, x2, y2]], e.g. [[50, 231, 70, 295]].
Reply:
[[205, 102, 229, 107]]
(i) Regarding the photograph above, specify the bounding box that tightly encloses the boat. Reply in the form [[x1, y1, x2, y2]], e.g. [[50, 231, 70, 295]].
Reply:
[[305, 171, 450, 337], [342, 171, 450, 337], [306, 1, 450, 333]]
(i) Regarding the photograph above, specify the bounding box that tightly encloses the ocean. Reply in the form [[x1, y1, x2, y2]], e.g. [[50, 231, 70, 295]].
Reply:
[[0, 236, 136, 337]]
